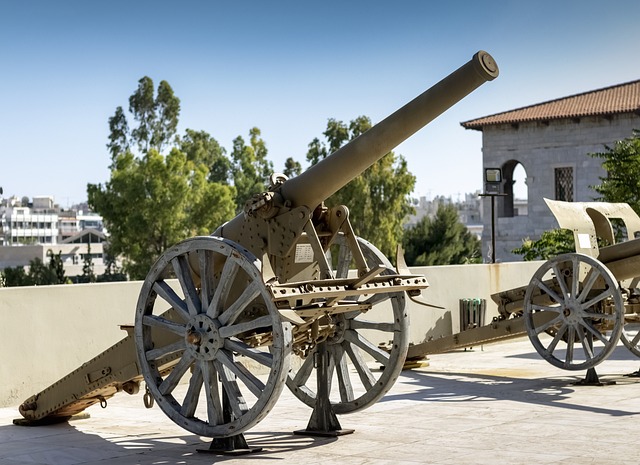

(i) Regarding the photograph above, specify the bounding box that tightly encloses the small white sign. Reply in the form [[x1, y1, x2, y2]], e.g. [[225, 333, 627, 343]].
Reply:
[[577, 233, 591, 249], [295, 244, 314, 263]]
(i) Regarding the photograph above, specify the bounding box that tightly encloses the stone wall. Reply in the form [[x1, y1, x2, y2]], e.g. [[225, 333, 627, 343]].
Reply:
[[0, 261, 542, 408]]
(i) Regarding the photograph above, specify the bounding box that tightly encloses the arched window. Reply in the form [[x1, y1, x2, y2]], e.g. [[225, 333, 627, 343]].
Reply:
[[498, 160, 528, 217]]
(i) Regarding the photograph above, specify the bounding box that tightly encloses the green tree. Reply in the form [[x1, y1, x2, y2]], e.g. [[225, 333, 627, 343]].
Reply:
[[306, 116, 415, 258], [46, 249, 67, 284], [230, 127, 274, 212], [512, 229, 575, 261], [179, 129, 231, 183], [89, 148, 236, 279], [403, 204, 481, 266], [97, 250, 127, 282], [1, 266, 29, 287], [590, 129, 640, 214], [89, 77, 236, 280], [283, 157, 302, 178], [26, 257, 58, 285], [81, 244, 96, 283]]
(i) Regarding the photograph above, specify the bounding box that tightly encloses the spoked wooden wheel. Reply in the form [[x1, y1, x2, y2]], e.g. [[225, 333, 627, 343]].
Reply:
[[524, 253, 624, 370], [287, 236, 409, 414], [135, 236, 291, 437], [621, 320, 640, 358]]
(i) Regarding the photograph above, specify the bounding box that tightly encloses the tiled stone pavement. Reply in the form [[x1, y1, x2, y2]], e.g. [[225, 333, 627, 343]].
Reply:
[[2, 338, 640, 464]]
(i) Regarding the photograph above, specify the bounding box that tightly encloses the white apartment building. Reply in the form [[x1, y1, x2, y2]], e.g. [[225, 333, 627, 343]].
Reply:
[[0, 196, 104, 246], [0, 196, 109, 276]]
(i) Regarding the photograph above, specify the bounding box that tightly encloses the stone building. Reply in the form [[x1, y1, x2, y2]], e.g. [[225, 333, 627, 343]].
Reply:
[[462, 79, 640, 262]]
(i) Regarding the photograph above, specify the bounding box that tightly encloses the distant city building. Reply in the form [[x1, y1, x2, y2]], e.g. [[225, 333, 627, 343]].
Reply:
[[405, 192, 484, 239], [463, 79, 640, 262], [0, 195, 111, 277]]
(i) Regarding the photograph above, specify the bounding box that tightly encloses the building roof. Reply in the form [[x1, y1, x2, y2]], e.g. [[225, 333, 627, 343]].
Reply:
[[60, 228, 106, 244], [461, 79, 640, 130]]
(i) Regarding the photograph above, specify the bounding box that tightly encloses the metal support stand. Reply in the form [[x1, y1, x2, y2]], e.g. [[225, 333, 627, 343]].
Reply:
[[624, 368, 640, 378], [294, 342, 354, 437], [197, 390, 262, 455], [573, 367, 616, 386]]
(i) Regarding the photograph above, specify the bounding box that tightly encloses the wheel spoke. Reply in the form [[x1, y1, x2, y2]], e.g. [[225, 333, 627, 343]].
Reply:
[[206, 258, 240, 318], [343, 341, 375, 391], [571, 256, 580, 298], [219, 315, 272, 339], [534, 278, 564, 305], [145, 340, 184, 361], [180, 363, 203, 417], [577, 268, 600, 304], [631, 330, 640, 346], [224, 337, 273, 368], [579, 320, 609, 345], [159, 352, 195, 396], [582, 311, 616, 321], [217, 281, 261, 326], [335, 242, 352, 279], [217, 363, 249, 419], [546, 324, 567, 354], [577, 325, 594, 359], [551, 263, 570, 299], [142, 314, 186, 337], [153, 281, 190, 321], [350, 318, 398, 333], [532, 313, 564, 335], [202, 360, 223, 426], [565, 326, 576, 365], [172, 255, 201, 316], [217, 350, 265, 398], [343, 329, 390, 365], [198, 249, 214, 312], [332, 344, 354, 403], [582, 288, 614, 310]]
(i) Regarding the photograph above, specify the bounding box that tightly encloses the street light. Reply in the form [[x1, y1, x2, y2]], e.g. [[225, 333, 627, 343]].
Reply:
[[479, 168, 505, 263]]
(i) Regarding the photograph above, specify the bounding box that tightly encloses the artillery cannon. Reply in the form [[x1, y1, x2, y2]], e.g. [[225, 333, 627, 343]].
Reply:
[[17, 51, 499, 445], [406, 198, 640, 382]]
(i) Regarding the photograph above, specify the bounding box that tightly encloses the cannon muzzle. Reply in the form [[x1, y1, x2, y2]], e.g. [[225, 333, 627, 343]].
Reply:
[[280, 50, 499, 209]]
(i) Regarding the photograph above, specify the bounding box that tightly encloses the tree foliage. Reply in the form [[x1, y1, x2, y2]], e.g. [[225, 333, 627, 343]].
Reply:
[[89, 77, 236, 280], [306, 116, 415, 258], [89, 148, 236, 279], [0, 250, 67, 287], [403, 204, 481, 266], [590, 129, 640, 214], [512, 229, 575, 261], [230, 127, 273, 213]]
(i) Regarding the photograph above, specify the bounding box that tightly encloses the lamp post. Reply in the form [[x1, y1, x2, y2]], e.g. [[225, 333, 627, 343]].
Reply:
[[479, 168, 505, 264]]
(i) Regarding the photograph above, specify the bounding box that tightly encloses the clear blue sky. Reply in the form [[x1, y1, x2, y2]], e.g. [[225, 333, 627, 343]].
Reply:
[[1, 1, 639, 207]]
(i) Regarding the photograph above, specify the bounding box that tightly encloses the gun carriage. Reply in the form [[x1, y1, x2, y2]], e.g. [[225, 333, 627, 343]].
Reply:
[[497, 199, 640, 371], [407, 198, 640, 376], [17, 51, 499, 441]]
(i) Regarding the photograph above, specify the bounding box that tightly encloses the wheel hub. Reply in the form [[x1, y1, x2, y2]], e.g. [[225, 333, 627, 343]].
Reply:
[[185, 314, 222, 361], [562, 300, 582, 325]]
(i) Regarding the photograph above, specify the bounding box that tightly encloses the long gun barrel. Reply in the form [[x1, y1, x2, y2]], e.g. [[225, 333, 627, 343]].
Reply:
[[217, 51, 498, 254], [281, 50, 499, 209]]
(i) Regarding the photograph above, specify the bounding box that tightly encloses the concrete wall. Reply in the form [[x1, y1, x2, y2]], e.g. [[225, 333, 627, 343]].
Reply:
[[0, 261, 543, 408]]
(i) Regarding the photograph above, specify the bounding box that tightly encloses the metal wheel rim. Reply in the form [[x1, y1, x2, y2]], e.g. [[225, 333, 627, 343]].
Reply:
[[135, 236, 291, 437], [621, 323, 640, 358], [524, 253, 623, 371], [286, 236, 409, 414]]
